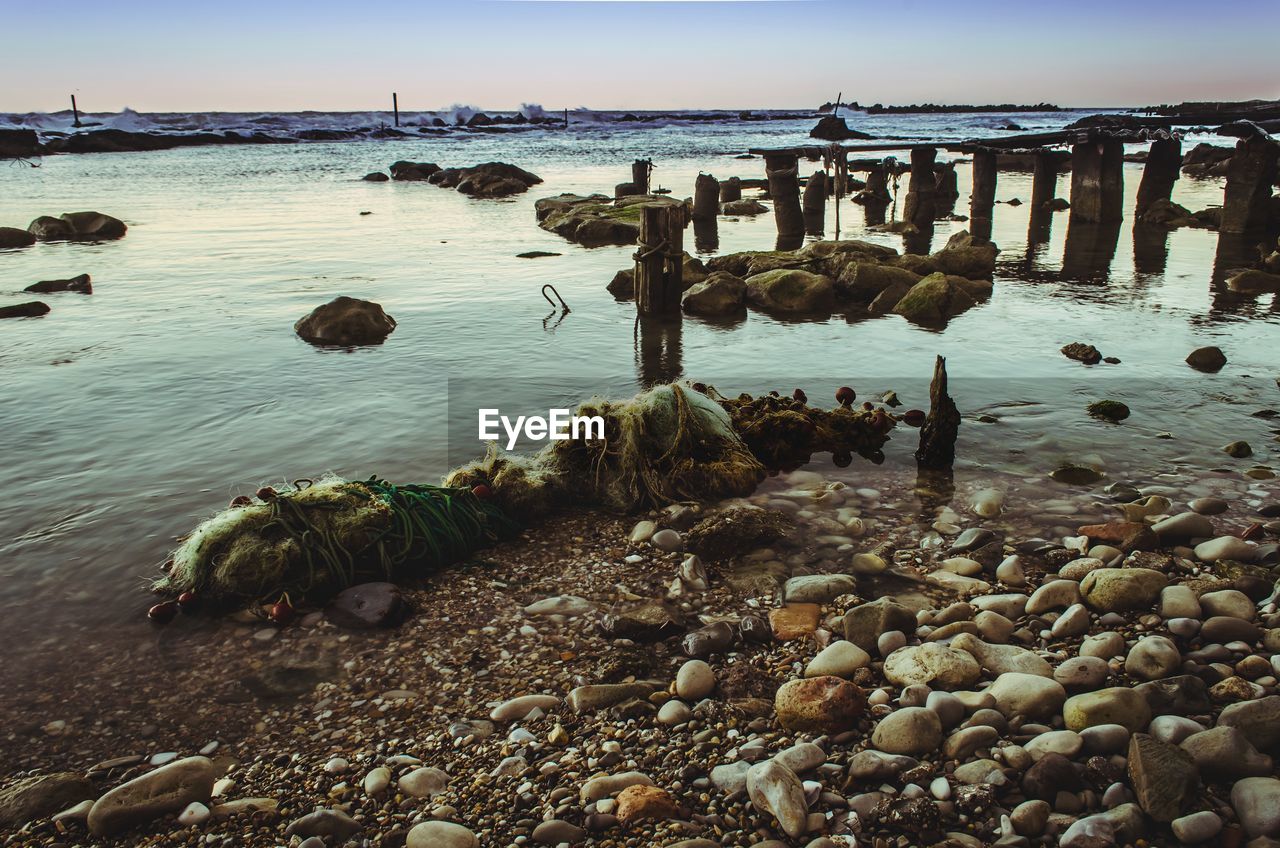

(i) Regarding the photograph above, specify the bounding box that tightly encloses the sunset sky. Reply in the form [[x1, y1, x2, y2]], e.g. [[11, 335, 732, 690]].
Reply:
[[4, 0, 1278, 113]]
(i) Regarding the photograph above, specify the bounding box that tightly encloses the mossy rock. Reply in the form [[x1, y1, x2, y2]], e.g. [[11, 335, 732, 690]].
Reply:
[[744, 269, 835, 314], [1087, 400, 1131, 422], [836, 262, 922, 302], [891, 273, 990, 326], [536, 194, 682, 248]]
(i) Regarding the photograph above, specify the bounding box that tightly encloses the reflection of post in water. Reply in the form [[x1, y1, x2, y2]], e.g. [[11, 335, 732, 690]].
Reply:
[[969, 150, 997, 244], [776, 232, 805, 251], [903, 225, 935, 256], [1027, 150, 1062, 246], [1132, 223, 1171, 276], [1061, 218, 1122, 281], [693, 218, 719, 253], [1210, 231, 1266, 316], [634, 315, 683, 388]]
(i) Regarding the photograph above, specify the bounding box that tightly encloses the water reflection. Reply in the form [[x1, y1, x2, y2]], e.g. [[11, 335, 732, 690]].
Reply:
[[693, 218, 719, 253], [635, 315, 683, 387], [1131, 223, 1171, 276], [1060, 219, 1122, 282]]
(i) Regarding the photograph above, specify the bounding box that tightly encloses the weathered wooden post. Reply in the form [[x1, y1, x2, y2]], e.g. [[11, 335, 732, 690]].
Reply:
[[693, 173, 720, 221], [1135, 137, 1181, 218], [857, 163, 892, 206], [71, 94, 81, 128], [633, 159, 652, 196], [719, 177, 742, 203], [1220, 135, 1280, 234], [1030, 150, 1060, 210], [803, 171, 827, 234], [1069, 139, 1125, 223], [915, 355, 960, 470], [970, 149, 998, 243], [765, 153, 804, 240], [935, 161, 959, 201], [392, 92, 400, 128], [903, 147, 938, 229], [634, 204, 688, 316]]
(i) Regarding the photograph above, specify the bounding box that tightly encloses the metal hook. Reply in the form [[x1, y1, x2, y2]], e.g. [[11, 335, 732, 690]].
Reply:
[[541, 284, 570, 312]]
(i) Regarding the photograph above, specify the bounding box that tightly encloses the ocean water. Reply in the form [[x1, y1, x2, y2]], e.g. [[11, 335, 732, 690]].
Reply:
[[0, 109, 1277, 662]]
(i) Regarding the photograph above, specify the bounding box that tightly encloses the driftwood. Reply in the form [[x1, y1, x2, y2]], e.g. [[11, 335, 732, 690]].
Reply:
[[915, 355, 960, 469]]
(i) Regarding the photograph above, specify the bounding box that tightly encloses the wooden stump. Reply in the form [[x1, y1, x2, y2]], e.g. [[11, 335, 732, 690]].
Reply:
[[903, 147, 938, 229], [632, 159, 652, 196], [765, 153, 804, 239], [1135, 137, 1182, 218], [693, 173, 720, 221], [1221, 135, 1280, 234], [969, 150, 998, 243], [915, 355, 960, 470], [1030, 150, 1060, 210], [635, 204, 688, 316], [1069, 140, 1124, 223], [719, 177, 742, 203]]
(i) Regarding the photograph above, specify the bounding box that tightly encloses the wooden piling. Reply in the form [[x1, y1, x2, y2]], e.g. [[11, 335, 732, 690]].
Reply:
[[634, 204, 688, 316], [633, 159, 652, 196], [765, 153, 804, 239], [1134, 137, 1181, 218], [693, 173, 720, 221], [915, 355, 960, 470], [71, 94, 81, 129], [803, 170, 827, 235], [903, 147, 938, 229], [970, 150, 998, 243], [1030, 151, 1060, 210], [392, 92, 400, 128], [857, 163, 892, 206], [1069, 140, 1124, 223], [719, 177, 742, 203], [1220, 135, 1280, 234]]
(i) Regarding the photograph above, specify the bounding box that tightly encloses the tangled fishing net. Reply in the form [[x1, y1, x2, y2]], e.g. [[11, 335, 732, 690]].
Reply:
[[154, 477, 514, 604], [156, 383, 895, 607]]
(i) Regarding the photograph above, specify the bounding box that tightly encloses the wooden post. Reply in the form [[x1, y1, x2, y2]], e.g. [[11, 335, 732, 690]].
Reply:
[[1220, 135, 1280, 234], [970, 149, 998, 243], [692, 173, 720, 221], [719, 176, 742, 203], [1069, 140, 1124, 223], [635, 205, 687, 316], [1135, 137, 1181, 218], [563, 109, 569, 129], [1030, 150, 1059, 210], [903, 147, 938, 229], [633, 159, 652, 196], [857, 163, 892, 206], [934, 162, 960, 201], [915, 355, 960, 470], [764, 153, 804, 239], [71, 94, 81, 128], [803, 170, 827, 235], [392, 92, 400, 128]]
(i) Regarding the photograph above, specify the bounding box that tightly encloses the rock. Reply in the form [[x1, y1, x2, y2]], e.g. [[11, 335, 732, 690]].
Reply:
[[988, 672, 1066, 719], [1171, 810, 1223, 844], [286, 809, 363, 842], [537, 193, 679, 247], [24, 273, 92, 294], [1011, 799, 1051, 837], [1200, 588, 1255, 619], [29, 211, 127, 241], [1195, 536, 1255, 562], [0, 301, 50, 319], [88, 756, 216, 837], [325, 582, 406, 628], [490, 694, 559, 722], [1080, 568, 1166, 612], [675, 659, 715, 700], [744, 269, 835, 314], [568, 683, 653, 712], [805, 640, 870, 679], [1025, 729, 1083, 760], [682, 271, 747, 317], [1135, 675, 1213, 716], [1026, 579, 1083, 614], [1059, 813, 1115, 848], [1152, 511, 1215, 539], [1055, 656, 1109, 690], [843, 598, 916, 650], [891, 272, 989, 325], [1235, 778, 1280, 839], [1126, 733, 1198, 821], [1080, 723, 1131, 755], [615, 784, 680, 825], [177, 801, 210, 826], [774, 676, 866, 733], [580, 772, 653, 802], [1087, 400, 1130, 422], [1061, 342, 1103, 365], [773, 741, 825, 773], [362, 171, 389, 182], [434, 162, 542, 198], [390, 161, 441, 181], [1124, 635, 1182, 681], [1022, 752, 1081, 800], [532, 819, 586, 844], [0, 226, 37, 249], [1160, 585, 1202, 619], [1222, 440, 1253, 458], [1181, 726, 1273, 778], [746, 760, 808, 838], [883, 643, 982, 690], [721, 198, 770, 215], [0, 773, 94, 829], [398, 767, 448, 798], [294, 296, 396, 346], [1186, 346, 1227, 372], [406, 820, 478, 848], [872, 707, 942, 755], [711, 761, 751, 794], [951, 633, 1051, 677], [657, 700, 691, 725], [810, 115, 873, 141], [650, 528, 683, 551], [684, 619, 737, 654], [524, 595, 594, 616], [1218, 696, 1280, 750], [1064, 688, 1153, 732], [1079, 631, 1126, 659], [1200, 615, 1261, 642], [363, 767, 390, 796], [784, 573, 856, 603]]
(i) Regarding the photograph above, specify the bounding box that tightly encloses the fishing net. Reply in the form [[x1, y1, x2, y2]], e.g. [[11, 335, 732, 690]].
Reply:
[[154, 477, 514, 604]]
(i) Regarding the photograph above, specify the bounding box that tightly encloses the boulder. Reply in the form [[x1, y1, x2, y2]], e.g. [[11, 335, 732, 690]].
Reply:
[[1079, 568, 1166, 612], [0, 301, 51, 319], [88, 757, 216, 836], [720, 199, 769, 216], [25, 273, 92, 294], [0, 128, 40, 158], [1126, 733, 1198, 822], [48, 211, 128, 240], [536, 194, 681, 248], [1064, 687, 1152, 732], [1185, 346, 1226, 372], [744, 269, 835, 314], [1138, 198, 1203, 228], [883, 643, 982, 690], [835, 262, 922, 302], [432, 162, 542, 198], [682, 271, 747, 317], [0, 773, 94, 829], [774, 675, 866, 732], [891, 273, 991, 326], [294, 296, 396, 346], [0, 226, 36, 249], [362, 171, 389, 182], [389, 161, 441, 181], [809, 116, 873, 141]]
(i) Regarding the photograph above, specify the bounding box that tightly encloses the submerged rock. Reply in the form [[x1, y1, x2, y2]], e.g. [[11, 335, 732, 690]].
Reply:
[[432, 162, 543, 198], [0, 226, 36, 249], [28, 211, 127, 241], [389, 161, 441, 181], [0, 301, 51, 319], [1186, 346, 1227, 372], [294, 296, 396, 346], [892, 273, 991, 326], [25, 273, 92, 294], [1061, 342, 1103, 364]]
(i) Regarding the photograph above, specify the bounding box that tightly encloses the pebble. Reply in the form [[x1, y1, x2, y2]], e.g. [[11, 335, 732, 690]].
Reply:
[[651, 528, 683, 551], [871, 706, 942, 755], [805, 640, 870, 679], [675, 659, 716, 699], [407, 821, 479, 848]]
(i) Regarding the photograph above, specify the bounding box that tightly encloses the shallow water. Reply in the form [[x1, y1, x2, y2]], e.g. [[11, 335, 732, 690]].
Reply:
[[0, 111, 1277, 661]]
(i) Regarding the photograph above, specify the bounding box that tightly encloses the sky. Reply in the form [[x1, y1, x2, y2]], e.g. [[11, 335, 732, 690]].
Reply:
[[3, 0, 1278, 113]]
